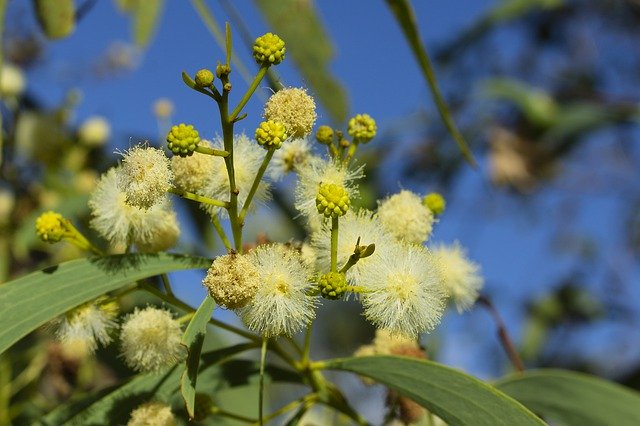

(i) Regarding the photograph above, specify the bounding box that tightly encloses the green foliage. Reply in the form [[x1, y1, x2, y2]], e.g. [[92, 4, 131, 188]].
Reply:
[[323, 355, 545, 425], [116, 0, 165, 47], [496, 369, 640, 426], [0, 253, 210, 354], [32, 0, 75, 39]]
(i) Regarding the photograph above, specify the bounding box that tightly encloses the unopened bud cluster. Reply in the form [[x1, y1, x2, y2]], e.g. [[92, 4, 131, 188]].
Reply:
[[348, 113, 377, 143], [315, 125, 334, 145], [423, 192, 446, 216], [167, 123, 201, 157], [255, 120, 287, 149], [316, 183, 350, 218], [194, 68, 214, 87], [35, 211, 68, 243], [253, 33, 285, 65], [318, 271, 348, 300]]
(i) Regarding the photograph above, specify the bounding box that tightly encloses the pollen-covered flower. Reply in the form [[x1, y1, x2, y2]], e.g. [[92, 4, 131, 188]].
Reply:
[[203, 253, 260, 309], [264, 87, 317, 138], [78, 116, 111, 147], [253, 33, 285, 65], [171, 140, 216, 193], [89, 168, 177, 249], [117, 145, 173, 209], [354, 329, 422, 358], [360, 243, 445, 337], [378, 190, 435, 245], [200, 134, 270, 218], [120, 306, 185, 372], [128, 401, 176, 426], [431, 241, 483, 312], [239, 245, 316, 337], [135, 211, 180, 253], [311, 209, 395, 283], [295, 157, 364, 228], [348, 113, 376, 143], [35, 211, 68, 243], [268, 138, 315, 180], [55, 299, 118, 355]]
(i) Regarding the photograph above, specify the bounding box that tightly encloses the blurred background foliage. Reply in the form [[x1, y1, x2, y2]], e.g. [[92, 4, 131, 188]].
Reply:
[[1, 0, 640, 423]]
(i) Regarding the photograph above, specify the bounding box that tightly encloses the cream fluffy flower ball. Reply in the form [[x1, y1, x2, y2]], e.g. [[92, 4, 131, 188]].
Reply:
[[202, 253, 261, 309], [117, 145, 173, 209], [377, 190, 435, 245], [120, 306, 185, 372], [127, 401, 176, 426], [431, 241, 484, 312], [171, 140, 216, 193], [263, 87, 317, 138]]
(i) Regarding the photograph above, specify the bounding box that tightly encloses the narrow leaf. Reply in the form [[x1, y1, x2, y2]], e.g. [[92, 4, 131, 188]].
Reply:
[[323, 355, 544, 426], [496, 369, 640, 426], [33, 0, 76, 40], [0, 253, 211, 354], [254, 0, 349, 124], [385, 0, 477, 166], [180, 295, 216, 419], [131, 0, 164, 47]]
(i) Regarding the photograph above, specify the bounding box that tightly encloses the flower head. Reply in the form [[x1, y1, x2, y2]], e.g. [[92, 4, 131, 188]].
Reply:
[[423, 192, 446, 216], [0, 64, 26, 97], [117, 145, 173, 209], [264, 87, 317, 138], [315, 125, 334, 145], [253, 33, 285, 65], [268, 138, 315, 180], [255, 120, 287, 149], [171, 140, 216, 193], [78, 116, 111, 147], [378, 190, 435, 245], [120, 306, 185, 372], [203, 253, 261, 309], [128, 401, 176, 426], [166, 123, 200, 157], [360, 243, 445, 337], [135, 210, 180, 253], [55, 299, 118, 355], [316, 183, 350, 218], [318, 271, 348, 300], [194, 68, 214, 87], [431, 241, 483, 312], [348, 114, 376, 143], [239, 245, 316, 337], [35, 211, 68, 243]]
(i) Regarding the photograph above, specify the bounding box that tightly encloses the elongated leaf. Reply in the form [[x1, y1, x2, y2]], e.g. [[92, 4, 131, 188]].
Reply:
[[33, 0, 76, 40], [496, 369, 640, 426], [180, 296, 216, 419], [385, 0, 476, 166], [254, 0, 349, 124], [323, 355, 544, 426], [0, 253, 211, 354], [132, 0, 164, 47]]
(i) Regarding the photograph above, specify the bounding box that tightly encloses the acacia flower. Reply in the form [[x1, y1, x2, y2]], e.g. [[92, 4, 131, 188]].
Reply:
[[171, 140, 216, 193], [202, 253, 261, 309], [263, 87, 317, 138], [127, 401, 176, 426], [54, 299, 118, 355], [431, 241, 484, 312], [378, 190, 435, 245], [268, 138, 315, 180], [117, 145, 173, 209], [359, 243, 446, 337], [135, 210, 180, 253], [239, 245, 316, 337], [120, 306, 185, 372]]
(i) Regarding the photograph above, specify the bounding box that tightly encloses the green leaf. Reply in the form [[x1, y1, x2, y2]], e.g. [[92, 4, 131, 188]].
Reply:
[[0, 253, 211, 355], [254, 0, 349, 124], [385, 0, 477, 167], [32, 0, 76, 40], [132, 0, 164, 47], [322, 355, 544, 426], [496, 369, 640, 426], [180, 296, 216, 419]]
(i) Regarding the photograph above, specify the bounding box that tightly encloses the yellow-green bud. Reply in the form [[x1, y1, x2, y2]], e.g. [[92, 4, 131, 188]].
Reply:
[[216, 63, 231, 78], [35, 211, 67, 243], [194, 68, 214, 87], [316, 183, 350, 218], [193, 393, 214, 421], [315, 125, 334, 145], [423, 192, 446, 216], [318, 271, 348, 300], [255, 120, 287, 149], [348, 113, 377, 143], [253, 33, 285, 65], [166, 123, 200, 157]]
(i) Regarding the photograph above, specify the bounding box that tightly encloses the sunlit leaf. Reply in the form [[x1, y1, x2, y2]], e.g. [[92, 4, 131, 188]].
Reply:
[[33, 0, 76, 40]]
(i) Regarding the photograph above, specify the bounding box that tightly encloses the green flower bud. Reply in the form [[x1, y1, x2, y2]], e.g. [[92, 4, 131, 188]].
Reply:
[[315, 125, 334, 145], [316, 183, 350, 218], [255, 120, 287, 150], [318, 271, 348, 300], [35, 211, 67, 243], [216, 63, 231, 78], [166, 123, 200, 157], [348, 113, 377, 143], [194, 68, 214, 87], [423, 192, 446, 216], [253, 33, 285, 65]]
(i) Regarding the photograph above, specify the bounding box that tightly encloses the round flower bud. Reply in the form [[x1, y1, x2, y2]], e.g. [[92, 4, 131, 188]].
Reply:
[[194, 68, 214, 87], [35, 211, 67, 243], [127, 401, 176, 426], [315, 125, 334, 145], [0, 64, 26, 98], [316, 183, 350, 218], [216, 63, 231, 78], [253, 33, 285, 65], [166, 123, 201, 157], [263, 87, 317, 138], [203, 253, 261, 309], [78, 116, 111, 147], [255, 120, 287, 149], [120, 306, 185, 372], [318, 271, 348, 300], [348, 113, 377, 143], [423, 192, 446, 216]]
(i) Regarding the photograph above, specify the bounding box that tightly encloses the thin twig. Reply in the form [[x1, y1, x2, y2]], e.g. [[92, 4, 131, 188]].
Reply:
[[477, 295, 525, 373]]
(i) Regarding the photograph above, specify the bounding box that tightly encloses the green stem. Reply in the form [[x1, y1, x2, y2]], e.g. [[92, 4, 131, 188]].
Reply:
[[211, 406, 256, 423], [342, 142, 358, 166], [160, 273, 174, 297], [65, 226, 102, 256], [211, 215, 233, 252], [195, 145, 229, 157], [168, 187, 229, 209], [0, 0, 7, 168], [239, 148, 274, 224], [256, 394, 318, 426], [229, 65, 269, 122], [259, 338, 268, 426], [301, 322, 313, 366], [330, 217, 339, 272], [339, 255, 358, 274]]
